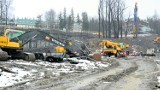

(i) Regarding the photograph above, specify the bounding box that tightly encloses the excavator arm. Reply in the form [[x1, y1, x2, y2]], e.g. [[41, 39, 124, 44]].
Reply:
[[0, 28, 91, 61], [11, 30, 66, 47], [10, 30, 89, 57]]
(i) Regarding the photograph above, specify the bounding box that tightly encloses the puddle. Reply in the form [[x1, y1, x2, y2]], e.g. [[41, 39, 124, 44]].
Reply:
[[119, 73, 143, 90], [132, 74, 144, 78], [103, 82, 112, 84]]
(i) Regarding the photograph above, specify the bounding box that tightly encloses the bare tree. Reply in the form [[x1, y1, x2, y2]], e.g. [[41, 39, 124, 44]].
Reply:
[[58, 12, 63, 30], [101, 0, 105, 38], [76, 13, 81, 24], [67, 15, 72, 31], [0, 0, 13, 25], [69, 8, 74, 31], [119, 0, 126, 38], [125, 13, 131, 38], [105, 0, 108, 38], [99, 0, 126, 38], [98, 0, 101, 38], [35, 15, 42, 28], [89, 18, 99, 32], [63, 8, 67, 29], [81, 12, 89, 31], [147, 11, 160, 34], [71, 8, 74, 24], [45, 9, 56, 29]]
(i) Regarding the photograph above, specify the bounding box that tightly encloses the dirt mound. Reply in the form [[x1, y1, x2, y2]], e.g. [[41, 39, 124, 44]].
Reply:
[[83, 34, 157, 53]]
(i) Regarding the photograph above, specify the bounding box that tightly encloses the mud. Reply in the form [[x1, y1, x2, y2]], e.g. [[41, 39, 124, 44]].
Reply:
[[102, 64, 138, 82]]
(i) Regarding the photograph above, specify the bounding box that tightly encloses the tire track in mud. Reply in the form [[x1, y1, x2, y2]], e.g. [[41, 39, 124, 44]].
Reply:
[[51, 60, 137, 90], [72, 62, 138, 90], [99, 57, 158, 90]]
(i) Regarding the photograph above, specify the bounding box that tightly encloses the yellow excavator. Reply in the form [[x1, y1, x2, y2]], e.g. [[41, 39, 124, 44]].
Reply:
[[154, 36, 160, 43], [0, 29, 25, 60], [99, 40, 129, 57], [55, 46, 66, 52], [0, 29, 23, 48], [0, 28, 90, 61]]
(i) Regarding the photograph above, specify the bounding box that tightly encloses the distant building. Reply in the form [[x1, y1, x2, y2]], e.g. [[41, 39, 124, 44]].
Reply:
[[0, 18, 15, 26], [124, 18, 151, 34], [15, 18, 36, 28], [140, 26, 152, 33], [72, 23, 82, 32]]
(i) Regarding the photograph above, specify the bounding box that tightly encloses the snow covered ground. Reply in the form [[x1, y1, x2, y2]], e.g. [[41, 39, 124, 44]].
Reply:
[[127, 33, 152, 37], [0, 58, 110, 88], [0, 68, 31, 87]]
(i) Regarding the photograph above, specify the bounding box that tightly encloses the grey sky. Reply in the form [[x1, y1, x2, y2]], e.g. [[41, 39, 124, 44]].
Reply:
[[12, 0, 160, 19]]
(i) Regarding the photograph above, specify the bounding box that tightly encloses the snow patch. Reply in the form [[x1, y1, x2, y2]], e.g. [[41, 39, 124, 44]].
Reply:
[[157, 76, 160, 83], [0, 68, 31, 87], [0, 58, 111, 88]]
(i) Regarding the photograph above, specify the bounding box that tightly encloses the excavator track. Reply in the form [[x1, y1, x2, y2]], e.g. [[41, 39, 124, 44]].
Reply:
[[23, 53, 36, 61], [0, 49, 9, 61]]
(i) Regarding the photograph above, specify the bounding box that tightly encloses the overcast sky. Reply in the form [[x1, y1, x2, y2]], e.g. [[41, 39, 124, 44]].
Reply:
[[11, 0, 160, 19]]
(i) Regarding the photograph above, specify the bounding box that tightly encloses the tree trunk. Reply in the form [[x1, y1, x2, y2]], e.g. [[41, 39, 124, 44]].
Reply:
[[102, 18, 105, 38], [120, 21, 123, 38], [117, 0, 120, 38], [105, 1, 108, 38], [98, 7, 101, 38], [108, 0, 111, 38]]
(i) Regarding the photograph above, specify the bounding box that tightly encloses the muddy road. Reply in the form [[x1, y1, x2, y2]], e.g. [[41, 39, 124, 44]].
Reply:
[[1, 56, 159, 90], [103, 56, 158, 90], [54, 57, 157, 90]]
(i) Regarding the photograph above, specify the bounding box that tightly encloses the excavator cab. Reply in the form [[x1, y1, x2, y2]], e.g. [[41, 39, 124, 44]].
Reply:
[[0, 29, 26, 60], [0, 29, 25, 48]]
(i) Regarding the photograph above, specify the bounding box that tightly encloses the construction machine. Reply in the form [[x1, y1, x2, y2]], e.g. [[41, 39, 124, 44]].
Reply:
[[99, 40, 129, 57], [153, 36, 160, 47], [153, 36, 160, 53], [0, 29, 90, 61], [154, 36, 160, 43], [0, 29, 25, 60], [119, 43, 129, 49]]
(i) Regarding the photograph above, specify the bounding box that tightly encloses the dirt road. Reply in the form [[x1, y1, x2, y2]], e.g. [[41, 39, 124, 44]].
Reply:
[[63, 57, 157, 90], [1, 56, 158, 90], [103, 56, 158, 90]]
